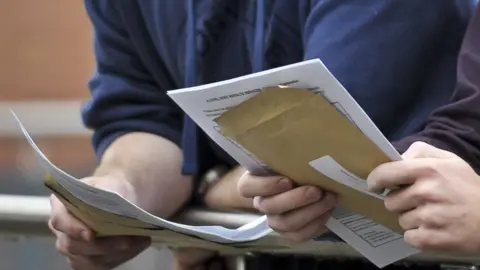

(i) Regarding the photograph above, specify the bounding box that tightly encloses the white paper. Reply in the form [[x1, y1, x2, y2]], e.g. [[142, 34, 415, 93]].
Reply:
[[12, 112, 272, 244], [326, 208, 419, 268], [309, 156, 419, 267], [309, 155, 389, 200], [167, 59, 401, 176], [167, 58, 415, 266]]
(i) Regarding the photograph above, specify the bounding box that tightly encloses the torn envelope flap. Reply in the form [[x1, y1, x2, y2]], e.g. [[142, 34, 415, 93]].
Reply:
[[214, 86, 391, 179], [309, 155, 390, 200], [215, 86, 313, 138], [214, 86, 403, 232]]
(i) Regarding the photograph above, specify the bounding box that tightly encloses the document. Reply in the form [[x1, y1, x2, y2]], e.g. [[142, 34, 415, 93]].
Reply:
[[12, 112, 272, 244], [326, 208, 419, 268], [167, 59, 401, 175], [309, 156, 418, 267], [167, 59, 418, 267], [309, 155, 389, 200]]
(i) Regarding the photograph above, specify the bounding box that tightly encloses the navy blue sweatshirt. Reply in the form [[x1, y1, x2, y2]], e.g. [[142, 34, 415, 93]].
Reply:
[[81, 0, 474, 176]]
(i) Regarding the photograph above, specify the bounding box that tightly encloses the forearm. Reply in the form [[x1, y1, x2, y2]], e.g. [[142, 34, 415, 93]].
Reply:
[[94, 132, 193, 218]]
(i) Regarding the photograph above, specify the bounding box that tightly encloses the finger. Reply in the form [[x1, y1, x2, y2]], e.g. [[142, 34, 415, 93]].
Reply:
[[254, 186, 323, 215], [384, 179, 441, 213], [402, 142, 457, 160], [399, 204, 448, 231], [267, 193, 336, 232], [48, 219, 61, 236], [404, 227, 454, 252], [282, 210, 332, 243], [384, 188, 420, 213], [238, 172, 293, 198], [49, 195, 93, 241], [367, 159, 438, 193], [398, 210, 421, 231], [56, 233, 150, 256]]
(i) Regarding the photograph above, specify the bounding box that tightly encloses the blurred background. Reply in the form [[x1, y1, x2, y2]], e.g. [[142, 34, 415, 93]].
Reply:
[[0, 1, 171, 269]]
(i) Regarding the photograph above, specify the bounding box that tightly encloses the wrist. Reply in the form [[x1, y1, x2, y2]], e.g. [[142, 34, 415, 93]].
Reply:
[[195, 165, 229, 204], [201, 166, 255, 211]]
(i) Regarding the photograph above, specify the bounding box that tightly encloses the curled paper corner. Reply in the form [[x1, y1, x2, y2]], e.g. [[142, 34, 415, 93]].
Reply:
[[9, 109, 18, 118], [9, 109, 23, 128]]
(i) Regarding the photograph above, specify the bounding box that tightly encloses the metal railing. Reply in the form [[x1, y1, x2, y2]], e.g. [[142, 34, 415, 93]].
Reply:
[[0, 194, 479, 268]]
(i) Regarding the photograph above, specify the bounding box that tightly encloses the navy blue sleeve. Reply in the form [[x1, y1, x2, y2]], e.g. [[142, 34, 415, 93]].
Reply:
[[82, 1, 183, 159], [302, 0, 466, 138]]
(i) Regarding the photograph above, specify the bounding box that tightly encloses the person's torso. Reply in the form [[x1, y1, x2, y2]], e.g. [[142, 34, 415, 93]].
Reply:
[[114, 0, 307, 86], [111, 0, 470, 168]]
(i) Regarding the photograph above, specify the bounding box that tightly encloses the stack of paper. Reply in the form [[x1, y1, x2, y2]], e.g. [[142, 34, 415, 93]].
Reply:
[[12, 114, 273, 249], [166, 59, 419, 267], [12, 59, 419, 268]]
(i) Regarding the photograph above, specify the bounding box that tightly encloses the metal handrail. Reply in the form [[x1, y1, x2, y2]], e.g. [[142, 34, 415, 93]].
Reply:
[[0, 194, 479, 266]]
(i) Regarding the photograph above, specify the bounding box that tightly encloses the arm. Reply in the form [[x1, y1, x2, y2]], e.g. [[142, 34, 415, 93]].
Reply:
[[301, 0, 468, 139], [82, 0, 191, 217], [394, 4, 480, 172], [203, 166, 254, 211], [94, 133, 192, 217]]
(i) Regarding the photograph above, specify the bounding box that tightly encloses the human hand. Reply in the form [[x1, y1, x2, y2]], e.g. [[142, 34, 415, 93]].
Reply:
[[367, 142, 480, 254], [49, 174, 151, 270], [237, 172, 337, 242], [172, 248, 226, 270]]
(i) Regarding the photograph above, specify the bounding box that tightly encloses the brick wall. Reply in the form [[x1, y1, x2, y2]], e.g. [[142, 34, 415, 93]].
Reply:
[[0, 0, 96, 172], [0, 0, 94, 100]]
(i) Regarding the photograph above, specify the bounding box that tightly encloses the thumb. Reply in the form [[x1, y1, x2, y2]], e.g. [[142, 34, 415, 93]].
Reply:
[[83, 175, 136, 201], [402, 141, 457, 160], [49, 194, 93, 241], [238, 171, 293, 198]]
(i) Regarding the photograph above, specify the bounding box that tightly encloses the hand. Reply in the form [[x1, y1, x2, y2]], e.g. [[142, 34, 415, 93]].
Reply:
[[172, 248, 225, 270], [237, 172, 337, 242], [367, 141, 480, 254], [49, 174, 151, 270]]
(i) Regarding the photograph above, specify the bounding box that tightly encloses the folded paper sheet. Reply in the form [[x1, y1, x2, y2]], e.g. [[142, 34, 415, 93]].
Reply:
[[11, 112, 273, 248], [167, 59, 419, 267], [214, 86, 401, 232]]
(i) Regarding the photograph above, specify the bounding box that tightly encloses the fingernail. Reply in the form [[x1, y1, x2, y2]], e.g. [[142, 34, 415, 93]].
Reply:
[[81, 230, 91, 241], [279, 177, 290, 187], [253, 196, 262, 209], [307, 187, 322, 201]]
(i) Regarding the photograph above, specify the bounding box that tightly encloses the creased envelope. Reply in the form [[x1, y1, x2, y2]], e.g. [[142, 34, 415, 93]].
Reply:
[[214, 87, 402, 233]]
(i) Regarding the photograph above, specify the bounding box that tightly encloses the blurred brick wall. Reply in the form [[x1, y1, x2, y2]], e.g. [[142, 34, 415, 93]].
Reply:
[[0, 0, 96, 172], [0, 0, 94, 100]]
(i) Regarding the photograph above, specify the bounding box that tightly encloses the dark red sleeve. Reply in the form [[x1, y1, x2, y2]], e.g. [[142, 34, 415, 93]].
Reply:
[[393, 5, 480, 172]]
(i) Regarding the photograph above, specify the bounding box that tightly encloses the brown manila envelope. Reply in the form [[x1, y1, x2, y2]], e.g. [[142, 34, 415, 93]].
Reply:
[[215, 86, 402, 233]]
